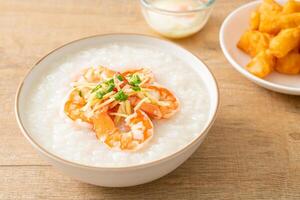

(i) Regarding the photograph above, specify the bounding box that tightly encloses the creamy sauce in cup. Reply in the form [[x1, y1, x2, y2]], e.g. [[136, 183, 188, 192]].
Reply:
[[142, 0, 214, 38]]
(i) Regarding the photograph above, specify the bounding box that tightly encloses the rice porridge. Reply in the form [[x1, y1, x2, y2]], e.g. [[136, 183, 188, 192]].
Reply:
[[23, 44, 210, 167]]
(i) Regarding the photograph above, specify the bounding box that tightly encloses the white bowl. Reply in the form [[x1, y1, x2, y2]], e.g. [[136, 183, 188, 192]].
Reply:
[[15, 34, 219, 187], [220, 0, 300, 95]]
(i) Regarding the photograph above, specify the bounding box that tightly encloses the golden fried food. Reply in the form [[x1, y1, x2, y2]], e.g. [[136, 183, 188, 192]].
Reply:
[[282, 0, 300, 14], [257, 0, 282, 34], [279, 13, 300, 29], [250, 10, 260, 30], [269, 27, 300, 58], [255, 0, 300, 34], [259, 14, 281, 34], [275, 51, 300, 74], [237, 0, 300, 78], [246, 50, 276, 78], [237, 30, 271, 57], [258, 0, 282, 13]]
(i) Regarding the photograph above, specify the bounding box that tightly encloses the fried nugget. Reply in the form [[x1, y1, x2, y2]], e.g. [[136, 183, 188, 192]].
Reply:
[[237, 30, 272, 57], [269, 27, 300, 58]]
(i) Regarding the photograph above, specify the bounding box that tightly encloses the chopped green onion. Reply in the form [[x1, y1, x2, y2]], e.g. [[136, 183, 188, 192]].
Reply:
[[132, 86, 141, 91], [91, 78, 115, 97], [106, 78, 114, 85], [104, 79, 115, 91], [105, 79, 115, 93], [95, 91, 105, 99], [107, 84, 115, 93], [129, 74, 141, 86], [91, 84, 102, 93], [117, 74, 123, 81], [114, 90, 128, 101]]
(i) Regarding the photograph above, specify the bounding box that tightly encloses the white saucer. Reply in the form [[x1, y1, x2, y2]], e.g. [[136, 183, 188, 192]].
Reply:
[[220, 0, 300, 95]]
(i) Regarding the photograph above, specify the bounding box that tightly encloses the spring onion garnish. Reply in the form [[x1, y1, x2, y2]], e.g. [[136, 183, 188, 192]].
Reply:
[[91, 84, 102, 93], [117, 74, 123, 81], [92, 78, 115, 99], [114, 90, 128, 101], [129, 74, 141, 86], [132, 85, 141, 91], [106, 84, 115, 93], [106, 78, 114, 85], [95, 91, 105, 99]]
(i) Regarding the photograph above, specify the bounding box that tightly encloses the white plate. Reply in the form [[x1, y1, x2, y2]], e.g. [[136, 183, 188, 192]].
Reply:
[[219, 0, 300, 95], [15, 34, 219, 187]]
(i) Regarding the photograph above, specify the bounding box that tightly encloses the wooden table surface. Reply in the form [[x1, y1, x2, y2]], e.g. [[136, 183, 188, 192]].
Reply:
[[1, 0, 300, 199]]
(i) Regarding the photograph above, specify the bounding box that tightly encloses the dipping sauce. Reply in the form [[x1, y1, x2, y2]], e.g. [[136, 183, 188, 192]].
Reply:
[[141, 0, 215, 38]]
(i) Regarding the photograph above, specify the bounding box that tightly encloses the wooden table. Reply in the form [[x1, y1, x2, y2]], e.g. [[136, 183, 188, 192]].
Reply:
[[1, 0, 300, 199]]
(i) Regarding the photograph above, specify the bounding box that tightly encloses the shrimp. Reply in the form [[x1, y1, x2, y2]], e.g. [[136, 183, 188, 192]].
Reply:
[[129, 96, 162, 119], [130, 85, 179, 119], [64, 89, 91, 123], [83, 66, 116, 83], [93, 110, 154, 151]]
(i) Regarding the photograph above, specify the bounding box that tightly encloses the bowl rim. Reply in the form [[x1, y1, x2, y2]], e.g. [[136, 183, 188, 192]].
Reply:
[[15, 33, 220, 171], [219, 0, 300, 95], [140, 0, 216, 14]]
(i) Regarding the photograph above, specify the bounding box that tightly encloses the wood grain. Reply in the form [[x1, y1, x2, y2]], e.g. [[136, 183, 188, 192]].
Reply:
[[1, 0, 300, 199]]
